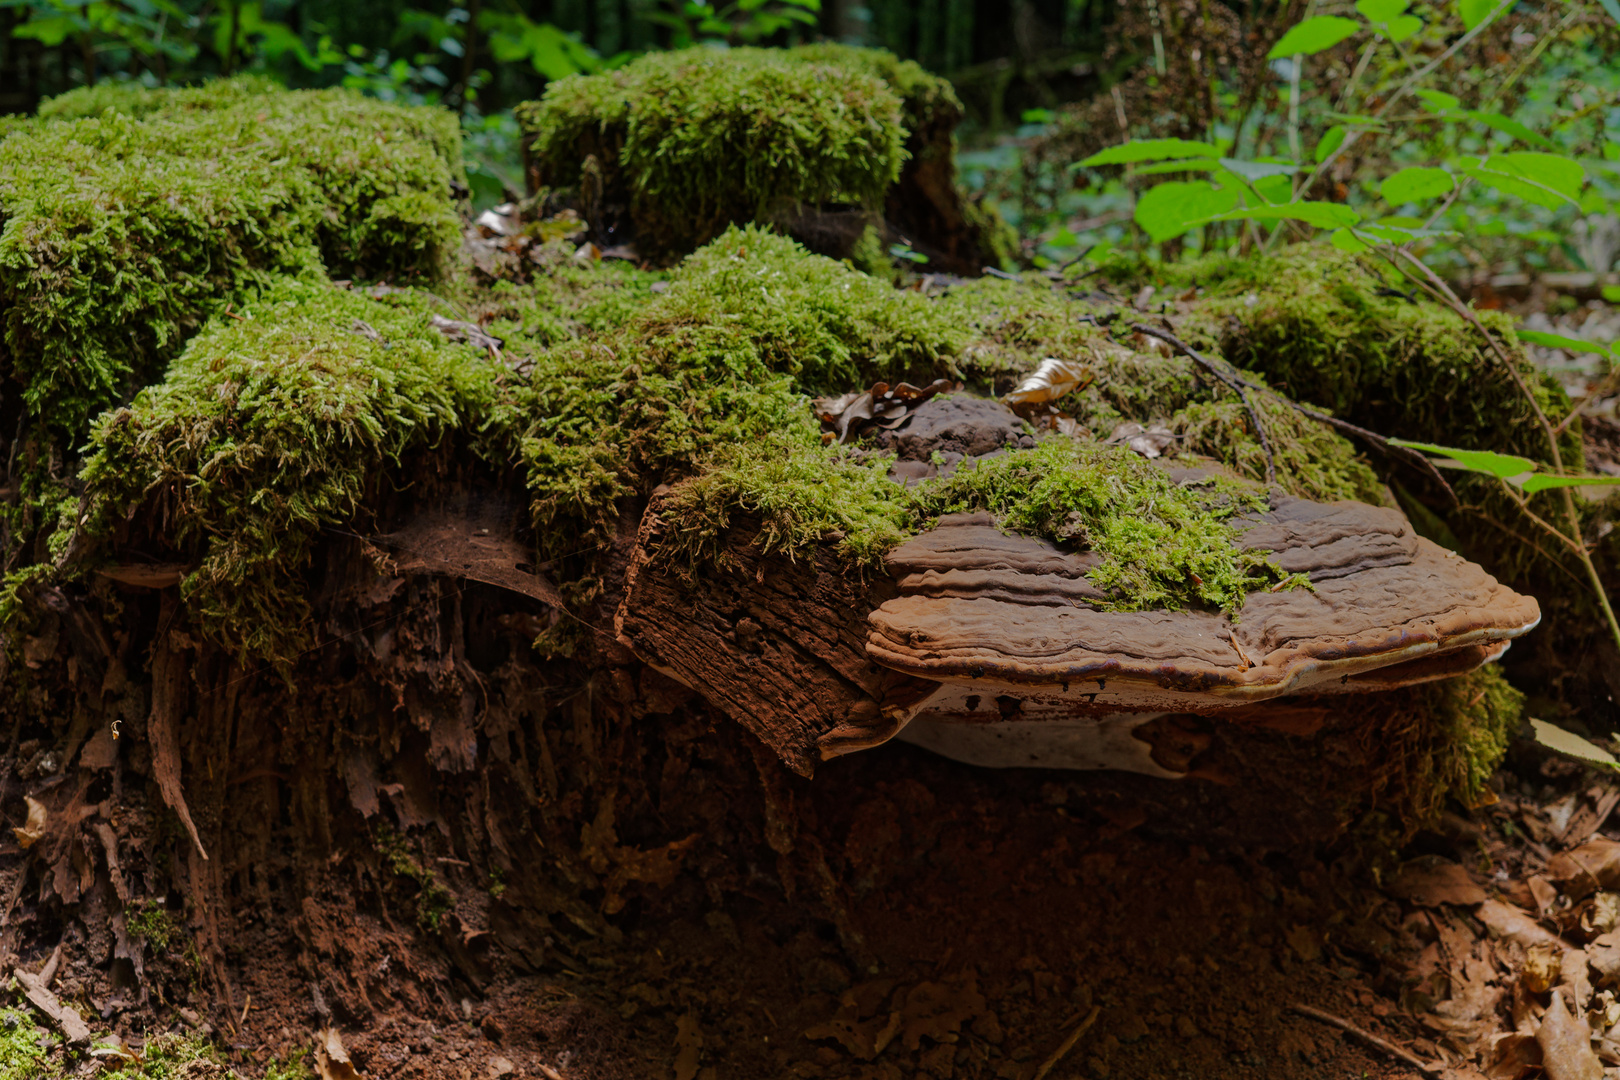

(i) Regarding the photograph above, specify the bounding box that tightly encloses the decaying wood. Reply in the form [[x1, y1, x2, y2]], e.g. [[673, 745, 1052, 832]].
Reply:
[[149, 596, 208, 861], [12, 964, 92, 1044], [614, 494, 936, 776]]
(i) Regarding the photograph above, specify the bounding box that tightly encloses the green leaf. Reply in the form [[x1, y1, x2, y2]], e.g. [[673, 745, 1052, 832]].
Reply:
[[1516, 329, 1613, 356], [1458, 0, 1498, 31], [1522, 474, 1620, 493], [1267, 15, 1362, 57], [1079, 139, 1223, 167], [1463, 110, 1558, 151], [1416, 89, 1462, 111], [1530, 719, 1618, 768], [1133, 159, 1220, 176], [1355, 0, 1408, 21], [1330, 227, 1371, 253], [1380, 166, 1455, 204], [1602, 285, 1620, 303], [1218, 158, 1299, 180], [1385, 14, 1423, 40], [1254, 174, 1293, 203], [1134, 181, 1239, 242], [1598, 0, 1620, 27], [1214, 201, 1361, 229], [1314, 126, 1347, 164], [1456, 152, 1584, 209], [1387, 438, 1537, 481]]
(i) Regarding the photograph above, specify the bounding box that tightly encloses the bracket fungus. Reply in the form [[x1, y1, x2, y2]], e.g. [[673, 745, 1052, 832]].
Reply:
[[617, 411, 1540, 786]]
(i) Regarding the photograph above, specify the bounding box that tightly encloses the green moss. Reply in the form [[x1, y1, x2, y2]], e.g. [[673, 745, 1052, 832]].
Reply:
[[2, 79, 464, 438], [672, 425, 1302, 615], [935, 277, 1387, 504], [1433, 663, 1522, 806], [472, 247, 665, 347], [787, 42, 962, 134], [126, 900, 177, 954], [503, 226, 958, 576], [376, 825, 455, 932], [516, 47, 907, 260], [0, 1009, 57, 1080], [73, 279, 505, 664]]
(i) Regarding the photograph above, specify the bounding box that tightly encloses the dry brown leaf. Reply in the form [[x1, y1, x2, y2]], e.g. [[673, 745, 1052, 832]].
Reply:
[[1549, 839, 1620, 901], [1524, 944, 1563, 993], [1589, 933, 1620, 986], [1536, 989, 1603, 1080], [315, 1028, 363, 1080], [1003, 358, 1093, 416], [1484, 1031, 1542, 1080], [674, 1012, 702, 1080], [1480, 899, 1568, 951], [12, 796, 46, 848], [1388, 858, 1489, 908]]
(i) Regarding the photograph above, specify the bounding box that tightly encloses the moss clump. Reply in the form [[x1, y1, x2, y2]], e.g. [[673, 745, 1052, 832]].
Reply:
[[1, 79, 464, 437], [935, 277, 1387, 505], [503, 226, 959, 574], [0, 1009, 55, 1080], [376, 825, 456, 932], [73, 279, 504, 664], [788, 42, 962, 135], [472, 247, 665, 348], [126, 900, 178, 954], [516, 48, 906, 260], [673, 425, 1301, 615]]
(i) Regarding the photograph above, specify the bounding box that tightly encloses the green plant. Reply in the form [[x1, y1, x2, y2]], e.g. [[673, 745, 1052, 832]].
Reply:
[[375, 825, 455, 932], [646, 0, 820, 47], [125, 900, 177, 954], [0, 1008, 58, 1080], [1061, 0, 1620, 654]]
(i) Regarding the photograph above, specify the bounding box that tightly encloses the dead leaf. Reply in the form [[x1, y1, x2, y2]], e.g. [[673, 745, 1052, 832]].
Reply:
[[1523, 944, 1562, 993], [1588, 933, 1620, 986], [430, 314, 504, 354], [1104, 421, 1180, 459], [674, 1012, 702, 1080], [814, 380, 954, 445], [1530, 875, 1560, 917], [1484, 1031, 1542, 1080], [1388, 858, 1489, 908], [897, 971, 986, 1051], [1536, 988, 1603, 1080], [315, 1028, 363, 1080], [805, 979, 904, 1060], [1479, 899, 1568, 951], [1004, 358, 1093, 417], [13, 796, 46, 848], [1550, 839, 1620, 901]]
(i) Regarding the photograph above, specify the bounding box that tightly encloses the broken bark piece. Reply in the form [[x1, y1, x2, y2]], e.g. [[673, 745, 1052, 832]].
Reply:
[[372, 508, 563, 609], [12, 966, 92, 1045], [614, 496, 938, 776]]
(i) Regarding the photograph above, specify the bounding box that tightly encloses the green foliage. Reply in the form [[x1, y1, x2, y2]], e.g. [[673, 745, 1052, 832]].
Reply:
[[74, 279, 504, 665], [515, 47, 908, 259], [375, 825, 455, 932], [1432, 663, 1523, 808], [0, 1009, 56, 1080], [125, 900, 178, 954], [1, 78, 464, 438], [1267, 15, 1362, 58]]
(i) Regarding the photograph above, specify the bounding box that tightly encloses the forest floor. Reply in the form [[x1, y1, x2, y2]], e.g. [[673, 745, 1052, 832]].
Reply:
[[5, 732, 1620, 1080]]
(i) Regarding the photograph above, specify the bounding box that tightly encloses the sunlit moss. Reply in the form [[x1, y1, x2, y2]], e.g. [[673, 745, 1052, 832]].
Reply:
[[516, 48, 907, 260], [74, 279, 504, 664]]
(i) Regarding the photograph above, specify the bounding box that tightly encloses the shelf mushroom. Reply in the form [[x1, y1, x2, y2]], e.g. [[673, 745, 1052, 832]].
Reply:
[[857, 495, 1541, 777]]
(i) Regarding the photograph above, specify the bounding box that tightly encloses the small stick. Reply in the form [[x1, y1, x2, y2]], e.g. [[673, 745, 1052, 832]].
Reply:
[[1033, 1005, 1102, 1080], [1133, 323, 1276, 486], [1290, 1003, 1442, 1075]]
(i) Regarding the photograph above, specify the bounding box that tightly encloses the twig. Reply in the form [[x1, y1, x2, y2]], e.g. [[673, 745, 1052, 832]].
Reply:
[[1132, 324, 1276, 485], [1033, 1006, 1102, 1080], [1291, 1003, 1442, 1075]]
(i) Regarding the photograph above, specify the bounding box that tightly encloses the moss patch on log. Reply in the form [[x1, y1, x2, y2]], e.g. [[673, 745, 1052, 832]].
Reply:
[[1, 78, 464, 437], [516, 47, 908, 260], [72, 280, 503, 664]]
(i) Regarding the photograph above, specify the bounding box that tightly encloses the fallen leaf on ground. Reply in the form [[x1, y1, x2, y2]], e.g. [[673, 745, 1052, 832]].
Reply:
[[1549, 839, 1620, 900], [1536, 989, 1602, 1080], [1388, 858, 1488, 907], [12, 796, 46, 848], [1480, 899, 1568, 951], [1484, 1031, 1541, 1080], [315, 1028, 363, 1080], [674, 1012, 703, 1080], [1004, 358, 1093, 417], [1522, 944, 1562, 993]]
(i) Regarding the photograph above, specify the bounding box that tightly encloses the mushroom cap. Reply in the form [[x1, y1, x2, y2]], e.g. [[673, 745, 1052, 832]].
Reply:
[[866, 493, 1540, 713]]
